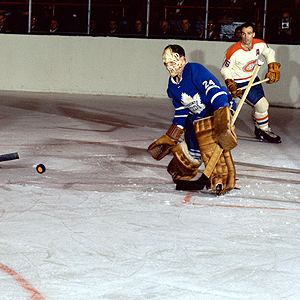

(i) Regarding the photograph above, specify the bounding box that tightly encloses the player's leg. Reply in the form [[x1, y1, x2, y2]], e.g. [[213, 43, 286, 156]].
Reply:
[[254, 97, 281, 143], [238, 80, 281, 143]]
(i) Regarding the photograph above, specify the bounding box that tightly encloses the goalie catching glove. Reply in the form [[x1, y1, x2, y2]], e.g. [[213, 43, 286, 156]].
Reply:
[[265, 62, 281, 84], [147, 124, 184, 160]]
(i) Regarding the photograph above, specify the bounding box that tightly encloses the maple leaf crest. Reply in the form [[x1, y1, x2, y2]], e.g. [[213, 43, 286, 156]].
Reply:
[[181, 93, 205, 114]]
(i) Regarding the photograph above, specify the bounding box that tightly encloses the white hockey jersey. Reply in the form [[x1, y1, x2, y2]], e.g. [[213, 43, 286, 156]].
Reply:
[[220, 38, 276, 83]]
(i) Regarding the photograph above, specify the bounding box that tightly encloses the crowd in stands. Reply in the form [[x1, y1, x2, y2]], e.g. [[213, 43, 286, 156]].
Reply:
[[0, 0, 299, 44]]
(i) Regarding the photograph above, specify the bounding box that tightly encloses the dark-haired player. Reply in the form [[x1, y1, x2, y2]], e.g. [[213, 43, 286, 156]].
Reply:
[[221, 22, 281, 143]]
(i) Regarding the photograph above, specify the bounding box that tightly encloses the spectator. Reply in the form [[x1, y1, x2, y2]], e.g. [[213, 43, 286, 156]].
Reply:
[[157, 19, 173, 37], [207, 19, 220, 40], [231, 25, 242, 41], [107, 18, 120, 35], [277, 11, 294, 42], [49, 17, 60, 34], [30, 15, 42, 32], [132, 18, 145, 35], [177, 17, 196, 38], [0, 13, 10, 33]]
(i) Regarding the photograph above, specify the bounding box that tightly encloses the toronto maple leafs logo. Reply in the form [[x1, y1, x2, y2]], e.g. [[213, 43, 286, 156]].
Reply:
[[181, 93, 205, 114]]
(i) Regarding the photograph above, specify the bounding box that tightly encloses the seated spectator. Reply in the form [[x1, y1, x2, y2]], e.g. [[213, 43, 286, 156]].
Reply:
[[177, 17, 196, 38], [107, 18, 120, 35], [207, 19, 220, 40], [0, 13, 10, 33], [49, 17, 60, 34], [157, 19, 173, 37], [231, 25, 242, 41], [30, 15, 42, 32], [132, 18, 145, 35], [277, 11, 294, 42]]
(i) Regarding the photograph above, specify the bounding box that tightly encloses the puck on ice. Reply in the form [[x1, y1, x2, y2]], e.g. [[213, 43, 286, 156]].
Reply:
[[36, 164, 46, 174]]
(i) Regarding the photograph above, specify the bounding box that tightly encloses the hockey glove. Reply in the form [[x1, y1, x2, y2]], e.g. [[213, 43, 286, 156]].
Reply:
[[225, 79, 243, 98], [148, 124, 184, 160], [265, 62, 281, 84]]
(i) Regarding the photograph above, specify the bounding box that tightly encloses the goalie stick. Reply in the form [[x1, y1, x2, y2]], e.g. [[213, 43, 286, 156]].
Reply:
[[176, 61, 263, 192], [0, 152, 19, 162]]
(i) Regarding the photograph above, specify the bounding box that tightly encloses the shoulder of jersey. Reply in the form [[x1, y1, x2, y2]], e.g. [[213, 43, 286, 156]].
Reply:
[[188, 61, 203, 70], [185, 62, 197, 72], [225, 42, 242, 59], [253, 38, 265, 45]]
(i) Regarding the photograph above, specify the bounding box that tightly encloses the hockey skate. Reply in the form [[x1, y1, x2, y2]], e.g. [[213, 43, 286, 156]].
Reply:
[[254, 126, 281, 143]]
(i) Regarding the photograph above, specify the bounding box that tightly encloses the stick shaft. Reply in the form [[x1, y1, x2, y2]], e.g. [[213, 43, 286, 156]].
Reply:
[[231, 64, 261, 125], [237, 78, 269, 91], [0, 152, 19, 162]]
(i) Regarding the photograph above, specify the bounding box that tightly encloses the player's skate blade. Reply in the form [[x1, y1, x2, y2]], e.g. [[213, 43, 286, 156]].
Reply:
[[255, 127, 281, 143], [176, 174, 208, 191]]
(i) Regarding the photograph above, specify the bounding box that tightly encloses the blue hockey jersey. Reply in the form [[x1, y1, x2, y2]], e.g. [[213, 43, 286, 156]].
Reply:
[[167, 62, 231, 129]]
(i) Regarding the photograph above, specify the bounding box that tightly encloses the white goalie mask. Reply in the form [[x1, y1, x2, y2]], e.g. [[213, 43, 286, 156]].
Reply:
[[162, 47, 186, 78]]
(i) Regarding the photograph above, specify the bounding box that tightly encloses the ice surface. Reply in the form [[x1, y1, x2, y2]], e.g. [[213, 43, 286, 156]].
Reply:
[[0, 91, 299, 300]]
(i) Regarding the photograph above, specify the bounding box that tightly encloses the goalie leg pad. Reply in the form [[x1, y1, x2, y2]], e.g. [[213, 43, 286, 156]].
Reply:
[[210, 150, 236, 194], [194, 116, 236, 194], [167, 142, 201, 182]]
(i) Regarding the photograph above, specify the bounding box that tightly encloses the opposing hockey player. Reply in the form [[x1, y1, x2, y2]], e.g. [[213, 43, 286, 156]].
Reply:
[[221, 22, 281, 143], [148, 44, 237, 194]]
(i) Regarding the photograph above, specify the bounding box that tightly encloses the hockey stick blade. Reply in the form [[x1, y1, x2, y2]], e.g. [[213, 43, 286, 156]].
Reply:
[[176, 173, 209, 191], [0, 152, 19, 162]]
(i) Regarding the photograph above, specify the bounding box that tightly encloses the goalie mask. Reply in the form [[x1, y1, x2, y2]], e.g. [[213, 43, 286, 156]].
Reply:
[[162, 45, 186, 78]]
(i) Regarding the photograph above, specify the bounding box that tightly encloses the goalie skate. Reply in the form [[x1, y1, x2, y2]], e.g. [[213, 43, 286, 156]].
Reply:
[[255, 127, 281, 143]]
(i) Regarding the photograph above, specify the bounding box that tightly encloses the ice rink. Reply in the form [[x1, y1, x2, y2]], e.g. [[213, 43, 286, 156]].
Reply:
[[0, 90, 299, 300]]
